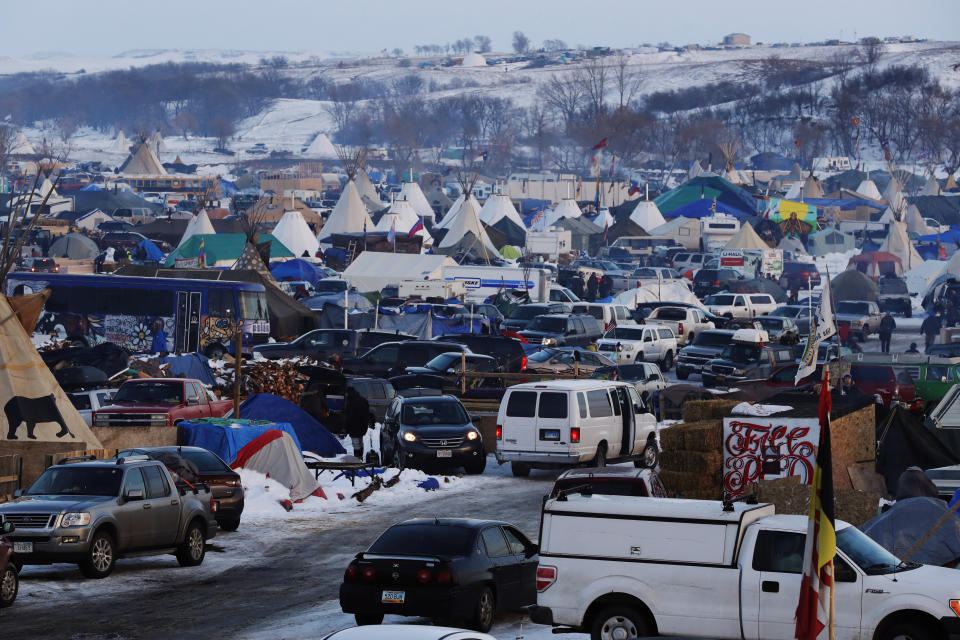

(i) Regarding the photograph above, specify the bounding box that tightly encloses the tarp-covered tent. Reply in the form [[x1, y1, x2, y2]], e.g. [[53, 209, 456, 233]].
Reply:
[[807, 228, 856, 256], [178, 210, 216, 248], [318, 180, 375, 243], [777, 235, 808, 255], [832, 269, 879, 302], [156, 353, 217, 387], [272, 210, 320, 259], [238, 393, 345, 457], [848, 250, 903, 280], [655, 175, 758, 218], [612, 282, 705, 308], [877, 407, 960, 493], [0, 293, 101, 446], [137, 237, 165, 262], [725, 222, 770, 249], [164, 233, 293, 268], [270, 258, 326, 286], [663, 197, 754, 220], [342, 251, 455, 292], [732, 279, 788, 302], [863, 497, 960, 566], [179, 419, 303, 463], [48, 233, 99, 259]]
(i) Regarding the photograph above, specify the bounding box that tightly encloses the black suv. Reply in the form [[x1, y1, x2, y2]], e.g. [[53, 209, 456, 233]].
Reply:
[[252, 329, 360, 360], [380, 395, 486, 473], [438, 334, 528, 372], [676, 329, 735, 380], [702, 341, 796, 387], [692, 268, 744, 298], [877, 275, 912, 317], [779, 262, 822, 291], [501, 302, 570, 332], [518, 313, 603, 347], [342, 341, 470, 378]]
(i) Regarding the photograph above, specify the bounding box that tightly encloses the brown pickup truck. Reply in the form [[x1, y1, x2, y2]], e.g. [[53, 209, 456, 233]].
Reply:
[[93, 378, 233, 427]]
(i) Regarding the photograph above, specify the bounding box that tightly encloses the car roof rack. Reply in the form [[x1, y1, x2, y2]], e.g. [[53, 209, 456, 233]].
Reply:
[[116, 455, 152, 465], [57, 454, 98, 465]]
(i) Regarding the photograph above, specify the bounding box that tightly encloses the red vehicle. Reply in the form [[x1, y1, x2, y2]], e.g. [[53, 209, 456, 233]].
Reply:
[[1, 521, 18, 607], [93, 378, 233, 427], [849, 364, 916, 406]]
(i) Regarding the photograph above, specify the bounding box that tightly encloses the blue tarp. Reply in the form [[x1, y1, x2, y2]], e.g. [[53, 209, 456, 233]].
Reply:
[[666, 198, 754, 220], [803, 197, 884, 212], [156, 353, 217, 387], [80, 183, 104, 191], [270, 258, 325, 286], [238, 393, 346, 457], [178, 420, 303, 464], [918, 226, 960, 244], [138, 238, 165, 261]]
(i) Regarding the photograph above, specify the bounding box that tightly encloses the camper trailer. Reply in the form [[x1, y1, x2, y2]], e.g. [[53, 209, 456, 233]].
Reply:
[[700, 213, 740, 251]]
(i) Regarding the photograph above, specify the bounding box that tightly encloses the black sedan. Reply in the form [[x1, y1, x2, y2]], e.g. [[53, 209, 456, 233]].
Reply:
[[339, 518, 538, 632], [252, 329, 358, 361]]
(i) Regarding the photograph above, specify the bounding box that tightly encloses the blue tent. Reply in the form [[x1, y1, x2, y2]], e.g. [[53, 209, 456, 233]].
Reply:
[[137, 237, 165, 261], [156, 354, 216, 386], [80, 183, 104, 191], [665, 198, 754, 220], [270, 258, 325, 286], [238, 393, 345, 457], [179, 420, 303, 464], [918, 227, 960, 244]]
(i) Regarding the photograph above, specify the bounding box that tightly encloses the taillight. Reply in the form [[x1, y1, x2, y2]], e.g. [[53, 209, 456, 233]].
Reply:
[[222, 479, 241, 487], [345, 563, 359, 581], [436, 569, 452, 584], [416, 569, 432, 584], [495, 425, 502, 440], [362, 567, 375, 581], [570, 427, 580, 443], [713, 280, 720, 286], [678, 322, 684, 337], [54, 266, 60, 272], [521, 356, 527, 371], [210, 497, 216, 512], [537, 565, 557, 591]]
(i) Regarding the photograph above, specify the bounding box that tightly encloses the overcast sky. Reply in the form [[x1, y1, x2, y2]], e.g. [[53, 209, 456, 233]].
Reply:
[[2, 0, 956, 58]]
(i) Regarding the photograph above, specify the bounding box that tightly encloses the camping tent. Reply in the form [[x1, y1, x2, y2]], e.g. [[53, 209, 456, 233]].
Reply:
[[847, 251, 903, 280], [629, 201, 666, 233], [272, 210, 320, 259], [343, 251, 455, 293], [880, 221, 924, 270], [178, 210, 216, 248], [319, 180, 375, 243], [164, 233, 293, 268], [0, 293, 101, 447], [270, 258, 326, 286], [831, 269, 879, 302], [238, 393, 345, 457], [48, 233, 99, 259], [137, 238, 165, 261], [863, 497, 960, 566], [75, 209, 115, 231], [725, 223, 769, 250], [807, 229, 856, 256]]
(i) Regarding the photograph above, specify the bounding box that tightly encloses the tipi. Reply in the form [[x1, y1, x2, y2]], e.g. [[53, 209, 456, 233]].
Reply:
[[629, 200, 666, 232], [688, 160, 704, 180], [399, 181, 435, 221], [356, 168, 386, 212], [544, 198, 582, 227], [375, 198, 432, 244], [304, 132, 337, 158], [10, 131, 34, 155], [856, 179, 883, 200], [273, 210, 320, 258], [479, 193, 526, 246], [119, 142, 166, 176], [111, 130, 129, 153], [920, 176, 941, 196], [318, 149, 376, 243], [178, 210, 216, 248], [880, 221, 923, 270], [725, 222, 770, 250], [436, 193, 498, 261]]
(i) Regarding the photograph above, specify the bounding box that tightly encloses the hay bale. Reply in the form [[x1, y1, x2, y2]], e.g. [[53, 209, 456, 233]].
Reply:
[[660, 450, 723, 475], [660, 419, 723, 453], [755, 476, 881, 526], [682, 399, 739, 423]]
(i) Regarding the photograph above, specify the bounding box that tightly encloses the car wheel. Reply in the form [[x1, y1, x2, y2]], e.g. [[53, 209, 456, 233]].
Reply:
[[218, 518, 241, 532], [465, 453, 487, 475], [0, 564, 18, 607], [176, 521, 206, 567], [205, 343, 226, 360], [471, 586, 496, 632], [592, 444, 607, 468], [355, 613, 384, 626], [662, 351, 673, 371], [878, 621, 937, 640], [676, 368, 689, 380], [79, 530, 116, 579], [511, 462, 531, 477], [636, 441, 660, 469], [590, 605, 651, 640]]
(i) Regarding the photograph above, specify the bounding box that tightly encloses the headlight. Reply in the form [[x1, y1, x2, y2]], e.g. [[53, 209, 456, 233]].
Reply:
[[93, 414, 108, 426], [402, 432, 416, 442], [622, 343, 635, 350], [466, 430, 479, 441], [732, 368, 746, 375], [61, 512, 91, 527], [542, 338, 557, 346]]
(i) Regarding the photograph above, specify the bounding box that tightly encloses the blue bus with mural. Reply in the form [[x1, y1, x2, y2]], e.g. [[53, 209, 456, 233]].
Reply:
[[4, 273, 269, 357]]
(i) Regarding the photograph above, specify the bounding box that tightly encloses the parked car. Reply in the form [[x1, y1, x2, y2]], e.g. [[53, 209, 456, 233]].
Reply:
[[0, 456, 217, 578], [705, 292, 778, 319], [339, 518, 537, 631], [347, 378, 396, 422], [644, 305, 715, 345], [68, 388, 116, 427], [401, 352, 502, 395], [692, 268, 744, 298], [354, 329, 416, 356], [438, 334, 528, 373], [524, 347, 613, 376], [836, 300, 885, 339], [591, 362, 667, 398], [926, 343, 960, 358], [671, 252, 708, 273], [342, 341, 470, 378], [18, 257, 59, 273], [0, 521, 16, 607], [549, 466, 667, 499], [547, 284, 580, 303], [778, 261, 822, 291], [633, 301, 729, 329], [496, 380, 658, 477], [252, 329, 364, 361], [569, 303, 635, 331], [518, 314, 604, 347], [93, 378, 233, 427], [532, 496, 957, 640], [675, 329, 735, 380], [768, 304, 813, 334], [320, 626, 495, 640], [877, 276, 912, 317], [502, 303, 570, 332], [380, 395, 486, 473], [598, 324, 678, 371], [701, 329, 796, 387], [849, 363, 916, 406], [754, 315, 800, 343], [117, 446, 244, 531]]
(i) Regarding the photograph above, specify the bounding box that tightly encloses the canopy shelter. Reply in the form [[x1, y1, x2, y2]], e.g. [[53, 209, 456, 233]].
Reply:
[[164, 233, 293, 268], [847, 251, 903, 281], [831, 269, 879, 302], [807, 228, 856, 256], [270, 258, 326, 286], [662, 197, 754, 220], [272, 210, 320, 259], [342, 251, 455, 293], [48, 233, 99, 259], [655, 175, 758, 218]]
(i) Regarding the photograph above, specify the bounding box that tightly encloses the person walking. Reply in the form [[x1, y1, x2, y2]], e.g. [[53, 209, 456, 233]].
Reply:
[[586, 273, 599, 302], [878, 312, 896, 353], [344, 386, 371, 459], [921, 312, 943, 350]]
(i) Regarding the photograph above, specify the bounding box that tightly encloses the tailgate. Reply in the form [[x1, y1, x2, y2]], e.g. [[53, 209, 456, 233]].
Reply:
[[499, 390, 539, 451], [534, 390, 573, 453]]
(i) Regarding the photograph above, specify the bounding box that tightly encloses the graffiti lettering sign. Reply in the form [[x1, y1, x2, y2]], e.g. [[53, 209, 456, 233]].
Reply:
[[722, 418, 819, 496]]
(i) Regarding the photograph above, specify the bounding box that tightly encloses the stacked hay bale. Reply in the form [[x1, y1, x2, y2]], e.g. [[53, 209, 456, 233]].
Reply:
[[658, 399, 738, 500]]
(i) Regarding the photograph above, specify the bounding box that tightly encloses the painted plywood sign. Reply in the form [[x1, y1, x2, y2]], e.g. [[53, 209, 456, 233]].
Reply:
[[722, 417, 819, 496]]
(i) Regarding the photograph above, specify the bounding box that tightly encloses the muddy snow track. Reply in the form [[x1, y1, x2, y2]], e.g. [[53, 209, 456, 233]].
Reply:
[[4, 471, 556, 639]]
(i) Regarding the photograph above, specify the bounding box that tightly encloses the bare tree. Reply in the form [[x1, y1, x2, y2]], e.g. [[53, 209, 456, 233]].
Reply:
[[537, 74, 586, 130], [860, 38, 884, 69], [0, 125, 14, 181], [210, 117, 235, 150], [512, 31, 530, 54], [611, 53, 643, 111], [543, 39, 568, 52], [475, 35, 492, 53], [172, 110, 198, 140], [576, 57, 610, 121], [523, 105, 555, 170]]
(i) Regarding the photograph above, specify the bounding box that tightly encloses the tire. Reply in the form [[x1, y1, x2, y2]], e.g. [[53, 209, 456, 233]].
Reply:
[[688, 332, 695, 344], [676, 368, 689, 380], [355, 613, 384, 626], [470, 586, 496, 633], [511, 462, 531, 477], [79, 530, 116, 579], [0, 564, 17, 608], [465, 453, 487, 475], [878, 621, 937, 640], [218, 518, 241, 532], [636, 441, 659, 469], [590, 605, 651, 640], [662, 351, 673, 371], [176, 521, 206, 567], [592, 444, 607, 468], [205, 343, 225, 360]]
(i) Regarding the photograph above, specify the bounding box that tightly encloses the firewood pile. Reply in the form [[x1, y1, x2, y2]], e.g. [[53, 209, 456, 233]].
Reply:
[[217, 357, 314, 403]]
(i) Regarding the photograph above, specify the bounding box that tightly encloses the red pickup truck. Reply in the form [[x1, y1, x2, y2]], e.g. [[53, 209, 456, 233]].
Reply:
[[93, 378, 233, 427]]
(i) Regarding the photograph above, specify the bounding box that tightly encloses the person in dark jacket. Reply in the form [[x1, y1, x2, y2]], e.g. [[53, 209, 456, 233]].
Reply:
[[344, 386, 371, 458], [598, 275, 613, 299], [922, 313, 943, 349], [586, 273, 599, 301], [569, 274, 585, 300], [878, 313, 896, 353]]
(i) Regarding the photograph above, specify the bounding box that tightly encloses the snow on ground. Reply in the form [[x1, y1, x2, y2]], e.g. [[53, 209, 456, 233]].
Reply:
[[813, 250, 859, 280]]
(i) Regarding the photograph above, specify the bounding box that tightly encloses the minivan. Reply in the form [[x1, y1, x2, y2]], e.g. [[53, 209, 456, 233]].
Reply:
[[569, 303, 635, 331], [495, 380, 658, 477]]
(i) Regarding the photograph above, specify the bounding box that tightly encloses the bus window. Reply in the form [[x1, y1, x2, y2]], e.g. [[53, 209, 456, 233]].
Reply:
[[208, 289, 236, 317], [240, 291, 267, 321]]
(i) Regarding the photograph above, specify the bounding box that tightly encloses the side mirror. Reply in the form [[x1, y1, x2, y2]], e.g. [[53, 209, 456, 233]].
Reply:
[[125, 489, 144, 501], [1, 521, 14, 534], [12, 489, 23, 498]]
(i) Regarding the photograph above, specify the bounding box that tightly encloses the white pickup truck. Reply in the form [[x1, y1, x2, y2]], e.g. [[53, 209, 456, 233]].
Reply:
[[706, 292, 779, 319], [644, 305, 715, 345], [532, 496, 960, 640], [596, 325, 678, 371]]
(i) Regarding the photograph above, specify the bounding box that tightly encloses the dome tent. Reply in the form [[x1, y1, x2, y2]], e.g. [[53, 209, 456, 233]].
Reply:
[[807, 228, 856, 256], [461, 53, 487, 67], [48, 233, 99, 259], [832, 269, 879, 302]]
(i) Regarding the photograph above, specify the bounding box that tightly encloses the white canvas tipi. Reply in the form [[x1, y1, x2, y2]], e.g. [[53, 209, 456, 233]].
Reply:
[[304, 132, 337, 158], [437, 195, 498, 260], [688, 160, 703, 180], [921, 176, 941, 196], [855, 179, 883, 200], [544, 198, 582, 227], [119, 142, 166, 176], [318, 179, 375, 242], [376, 199, 432, 242], [11, 131, 34, 155], [178, 210, 216, 248], [725, 223, 769, 250], [273, 210, 320, 258], [629, 200, 666, 232], [479, 194, 525, 228], [880, 221, 923, 270], [356, 169, 385, 211], [111, 130, 129, 153], [435, 193, 483, 231], [399, 181, 435, 221]]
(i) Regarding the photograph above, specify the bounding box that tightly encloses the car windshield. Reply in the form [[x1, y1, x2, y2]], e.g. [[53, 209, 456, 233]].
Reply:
[[850, 365, 893, 383], [651, 307, 686, 320], [757, 317, 783, 330], [707, 295, 736, 305], [526, 316, 567, 332], [114, 382, 183, 403], [528, 349, 560, 363], [369, 524, 476, 557], [837, 526, 915, 575], [509, 306, 545, 320], [28, 467, 124, 496], [239, 291, 268, 321], [423, 353, 461, 371], [837, 301, 869, 314], [401, 400, 469, 425], [694, 332, 733, 347], [719, 344, 763, 363], [177, 450, 230, 474], [610, 364, 647, 380], [610, 327, 645, 340]]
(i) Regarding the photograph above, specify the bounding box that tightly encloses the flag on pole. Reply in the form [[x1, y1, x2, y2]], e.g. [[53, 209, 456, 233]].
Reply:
[[408, 217, 423, 236], [794, 371, 836, 640], [603, 221, 609, 244], [387, 218, 396, 246], [592, 138, 607, 150], [198, 238, 205, 265], [796, 274, 837, 383], [628, 179, 642, 196]]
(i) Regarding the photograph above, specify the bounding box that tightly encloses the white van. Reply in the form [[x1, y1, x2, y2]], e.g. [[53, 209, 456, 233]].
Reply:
[[570, 302, 635, 331], [495, 380, 658, 477]]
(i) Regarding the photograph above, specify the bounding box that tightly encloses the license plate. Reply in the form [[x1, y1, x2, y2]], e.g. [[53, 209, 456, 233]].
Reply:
[[13, 542, 32, 553], [540, 429, 561, 441], [382, 590, 405, 603], [436, 449, 452, 458]]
